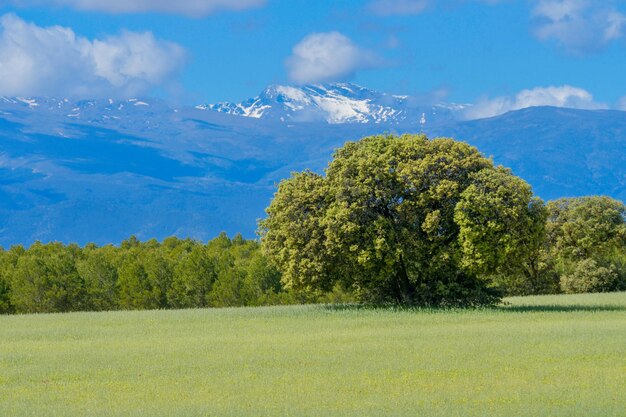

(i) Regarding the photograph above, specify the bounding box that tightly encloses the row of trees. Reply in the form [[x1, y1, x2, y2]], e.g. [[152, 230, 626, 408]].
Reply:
[[260, 134, 626, 306], [1, 135, 624, 314], [0, 234, 351, 315], [0, 195, 624, 315], [493, 196, 626, 295]]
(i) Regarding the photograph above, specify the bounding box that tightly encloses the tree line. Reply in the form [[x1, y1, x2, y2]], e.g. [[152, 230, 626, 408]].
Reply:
[[0, 233, 350, 315], [1, 134, 625, 314]]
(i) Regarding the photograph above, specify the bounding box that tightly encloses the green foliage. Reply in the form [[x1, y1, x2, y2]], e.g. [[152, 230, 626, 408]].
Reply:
[[76, 247, 119, 311], [207, 239, 286, 307], [167, 245, 217, 309], [487, 256, 560, 296], [560, 258, 620, 294], [0, 276, 10, 314], [0, 234, 317, 315], [116, 255, 151, 310], [206, 266, 247, 307], [261, 134, 541, 306], [0, 274, 10, 313], [259, 170, 334, 295], [455, 169, 544, 274], [546, 196, 626, 260], [0, 247, 19, 313], [546, 196, 626, 294], [243, 252, 284, 304], [455, 168, 557, 295], [9, 242, 85, 313]]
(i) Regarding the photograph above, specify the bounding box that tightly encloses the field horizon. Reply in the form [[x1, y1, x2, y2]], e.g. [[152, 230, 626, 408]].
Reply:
[[2, 292, 625, 416]]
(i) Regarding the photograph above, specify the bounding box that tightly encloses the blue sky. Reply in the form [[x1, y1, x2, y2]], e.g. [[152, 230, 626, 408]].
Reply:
[[1, 0, 625, 112]]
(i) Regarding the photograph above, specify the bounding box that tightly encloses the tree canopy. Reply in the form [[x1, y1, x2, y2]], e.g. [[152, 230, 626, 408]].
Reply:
[[546, 196, 626, 261], [546, 196, 626, 293], [0, 234, 305, 315], [260, 134, 546, 306]]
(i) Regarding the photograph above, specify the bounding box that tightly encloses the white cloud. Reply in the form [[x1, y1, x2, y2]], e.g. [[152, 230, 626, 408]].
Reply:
[[532, 0, 626, 54], [367, 0, 626, 57], [286, 32, 380, 84], [0, 14, 186, 98], [7, 0, 265, 17], [367, 0, 508, 16], [464, 85, 608, 119]]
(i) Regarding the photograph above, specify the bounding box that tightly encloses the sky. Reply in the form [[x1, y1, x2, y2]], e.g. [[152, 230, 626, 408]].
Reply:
[[0, 0, 626, 116]]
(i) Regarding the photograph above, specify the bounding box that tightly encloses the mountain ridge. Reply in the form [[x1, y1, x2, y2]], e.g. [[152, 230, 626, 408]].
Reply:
[[0, 85, 624, 246], [201, 82, 467, 125]]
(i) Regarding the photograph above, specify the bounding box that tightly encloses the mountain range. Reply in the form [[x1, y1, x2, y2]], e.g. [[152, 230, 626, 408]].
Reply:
[[0, 83, 624, 246], [202, 83, 465, 125]]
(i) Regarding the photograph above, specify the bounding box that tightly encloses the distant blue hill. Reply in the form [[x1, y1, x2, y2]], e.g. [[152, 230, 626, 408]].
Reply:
[[0, 87, 624, 246], [434, 106, 626, 203]]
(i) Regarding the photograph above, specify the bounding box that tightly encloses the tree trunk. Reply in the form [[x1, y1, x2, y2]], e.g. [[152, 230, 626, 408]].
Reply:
[[395, 255, 415, 305]]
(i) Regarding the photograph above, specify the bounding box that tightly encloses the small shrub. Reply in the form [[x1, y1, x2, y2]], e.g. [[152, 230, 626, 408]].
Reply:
[[560, 259, 619, 294]]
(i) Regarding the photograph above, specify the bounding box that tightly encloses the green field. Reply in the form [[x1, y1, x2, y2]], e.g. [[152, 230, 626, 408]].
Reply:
[[1, 293, 625, 417]]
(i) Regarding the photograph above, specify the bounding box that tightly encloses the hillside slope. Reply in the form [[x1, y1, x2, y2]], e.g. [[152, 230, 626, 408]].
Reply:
[[0, 91, 624, 245]]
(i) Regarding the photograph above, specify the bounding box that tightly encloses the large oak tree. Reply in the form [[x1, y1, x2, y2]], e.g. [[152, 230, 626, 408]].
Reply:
[[260, 134, 545, 306]]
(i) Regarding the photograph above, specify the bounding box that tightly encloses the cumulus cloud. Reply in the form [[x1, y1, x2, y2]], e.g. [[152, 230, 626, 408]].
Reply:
[[286, 32, 381, 84], [0, 14, 186, 98], [464, 85, 608, 119], [7, 0, 265, 17], [532, 0, 626, 55]]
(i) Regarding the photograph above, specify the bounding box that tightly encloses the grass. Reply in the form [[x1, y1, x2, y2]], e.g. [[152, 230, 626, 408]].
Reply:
[[1, 293, 625, 417]]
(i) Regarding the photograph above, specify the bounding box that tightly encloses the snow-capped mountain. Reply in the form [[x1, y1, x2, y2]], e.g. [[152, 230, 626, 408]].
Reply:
[[0, 96, 184, 139], [0, 96, 170, 123], [201, 83, 467, 125], [0, 85, 625, 246]]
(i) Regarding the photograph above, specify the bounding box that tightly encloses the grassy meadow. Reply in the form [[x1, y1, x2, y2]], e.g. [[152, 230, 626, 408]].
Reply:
[[1, 292, 625, 417]]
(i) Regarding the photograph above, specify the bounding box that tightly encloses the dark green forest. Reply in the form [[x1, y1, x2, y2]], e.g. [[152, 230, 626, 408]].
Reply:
[[0, 233, 354, 314]]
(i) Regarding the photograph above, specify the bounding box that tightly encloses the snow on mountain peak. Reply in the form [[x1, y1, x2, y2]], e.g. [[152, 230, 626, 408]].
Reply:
[[202, 82, 464, 125], [0, 84, 468, 129], [17, 97, 39, 108]]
